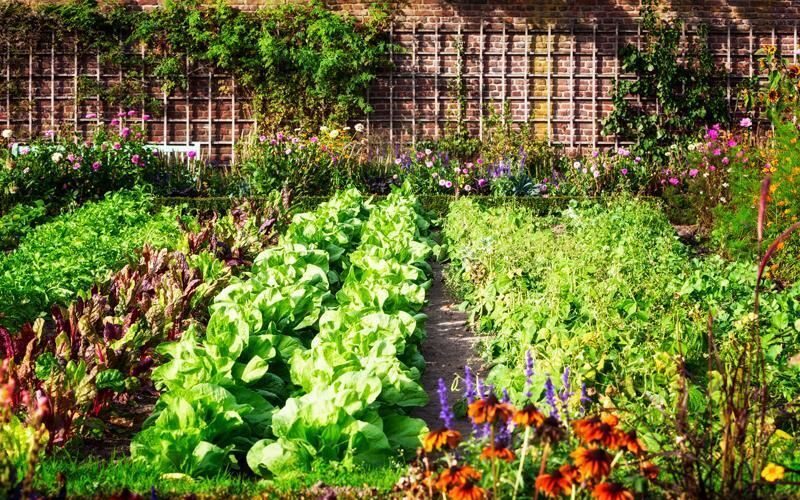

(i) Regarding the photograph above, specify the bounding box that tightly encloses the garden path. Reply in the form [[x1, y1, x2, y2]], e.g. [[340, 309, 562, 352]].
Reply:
[[412, 262, 483, 433]]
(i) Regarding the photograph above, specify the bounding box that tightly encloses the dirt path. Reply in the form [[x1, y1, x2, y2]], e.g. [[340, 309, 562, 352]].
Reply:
[[413, 263, 483, 432]]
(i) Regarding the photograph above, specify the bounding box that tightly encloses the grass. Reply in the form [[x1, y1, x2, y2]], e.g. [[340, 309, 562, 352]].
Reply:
[[35, 455, 404, 498]]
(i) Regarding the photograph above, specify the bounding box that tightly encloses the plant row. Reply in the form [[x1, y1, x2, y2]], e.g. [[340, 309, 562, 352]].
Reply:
[[0, 195, 284, 491], [130, 187, 434, 478], [442, 197, 800, 494]]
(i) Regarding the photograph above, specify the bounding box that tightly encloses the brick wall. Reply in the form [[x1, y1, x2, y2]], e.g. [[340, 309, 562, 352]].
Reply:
[[1, 1, 799, 160]]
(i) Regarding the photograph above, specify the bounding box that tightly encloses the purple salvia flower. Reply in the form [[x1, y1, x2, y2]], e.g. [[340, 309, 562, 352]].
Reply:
[[477, 377, 485, 399], [544, 376, 559, 419], [580, 383, 591, 415], [559, 366, 572, 403], [437, 378, 455, 429], [502, 388, 510, 403], [524, 350, 535, 398], [464, 366, 477, 404]]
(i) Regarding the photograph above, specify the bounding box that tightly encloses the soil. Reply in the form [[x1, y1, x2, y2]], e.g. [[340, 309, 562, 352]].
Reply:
[[412, 262, 483, 434]]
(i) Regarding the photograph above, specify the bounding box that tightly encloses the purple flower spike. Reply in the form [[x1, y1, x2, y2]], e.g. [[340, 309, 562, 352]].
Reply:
[[559, 366, 572, 404], [544, 376, 559, 419], [437, 378, 455, 429], [464, 366, 477, 404], [524, 350, 535, 398], [502, 388, 510, 403]]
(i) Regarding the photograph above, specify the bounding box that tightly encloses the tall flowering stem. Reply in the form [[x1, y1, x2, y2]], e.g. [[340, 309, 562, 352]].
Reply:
[[437, 377, 455, 429]]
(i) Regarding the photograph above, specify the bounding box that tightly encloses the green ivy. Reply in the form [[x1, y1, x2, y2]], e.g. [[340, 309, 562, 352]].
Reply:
[[0, 0, 393, 129], [602, 0, 729, 160]]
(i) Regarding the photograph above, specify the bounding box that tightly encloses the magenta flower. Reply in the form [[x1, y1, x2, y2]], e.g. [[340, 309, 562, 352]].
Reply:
[[187, 150, 197, 159], [477, 178, 487, 187], [668, 177, 680, 186], [727, 139, 737, 148], [116, 111, 126, 118], [617, 147, 630, 157], [110, 119, 120, 126], [722, 157, 730, 165], [85, 112, 97, 119], [707, 128, 720, 140], [621, 168, 628, 175], [740, 117, 752, 128], [709, 165, 717, 171], [120, 127, 131, 139], [276, 132, 284, 141], [44, 129, 55, 138], [113, 142, 121, 150], [634, 156, 642, 163], [689, 169, 699, 177], [131, 154, 141, 165], [445, 180, 453, 189], [142, 114, 151, 121], [92, 161, 101, 171], [127, 110, 137, 117], [73, 162, 80, 170], [309, 136, 318, 143]]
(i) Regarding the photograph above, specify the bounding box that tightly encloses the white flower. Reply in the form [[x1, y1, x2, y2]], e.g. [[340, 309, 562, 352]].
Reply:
[[329, 129, 339, 139], [722, 182, 729, 188], [703, 173, 709, 178], [720, 197, 727, 203], [19, 146, 30, 155], [51, 152, 63, 163], [320, 125, 329, 133], [354, 123, 365, 133], [688, 143, 697, 151], [425, 148, 432, 156], [1, 129, 12, 139], [573, 160, 582, 169]]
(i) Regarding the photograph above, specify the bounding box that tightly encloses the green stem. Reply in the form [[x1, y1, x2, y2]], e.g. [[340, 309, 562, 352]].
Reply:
[[512, 425, 532, 498]]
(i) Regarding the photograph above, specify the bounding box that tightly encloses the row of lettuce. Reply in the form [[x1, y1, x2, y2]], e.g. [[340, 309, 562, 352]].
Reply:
[[442, 197, 800, 490], [130, 187, 435, 477], [0, 189, 283, 484]]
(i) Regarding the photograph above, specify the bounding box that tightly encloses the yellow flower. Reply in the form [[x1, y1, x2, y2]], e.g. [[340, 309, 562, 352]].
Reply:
[[761, 463, 785, 482]]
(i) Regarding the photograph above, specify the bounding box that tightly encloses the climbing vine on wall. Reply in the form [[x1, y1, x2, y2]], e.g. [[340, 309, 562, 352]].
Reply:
[[602, 0, 729, 159], [0, 0, 393, 129]]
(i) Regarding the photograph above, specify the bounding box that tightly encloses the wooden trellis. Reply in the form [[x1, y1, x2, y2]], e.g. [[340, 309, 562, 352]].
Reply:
[[0, 22, 798, 160]]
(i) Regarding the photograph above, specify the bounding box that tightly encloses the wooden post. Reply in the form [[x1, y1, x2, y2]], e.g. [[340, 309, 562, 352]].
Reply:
[[73, 41, 78, 128], [184, 56, 190, 146], [570, 24, 575, 148], [614, 23, 619, 149], [546, 25, 552, 144], [749, 25, 754, 77], [726, 24, 732, 106], [28, 43, 33, 135], [525, 22, 530, 123], [96, 51, 101, 125], [50, 33, 55, 129], [5, 42, 10, 128], [231, 77, 236, 163], [412, 23, 417, 145], [502, 23, 508, 105], [434, 22, 440, 139], [389, 21, 394, 146], [207, 69, 213, 159], [479, 17, 485, 140], [592, 25, 597, 149]]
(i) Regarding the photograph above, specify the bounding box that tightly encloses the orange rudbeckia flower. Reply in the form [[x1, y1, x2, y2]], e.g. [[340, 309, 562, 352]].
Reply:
[[640, 461, 659, 481], [513, 404, 545, 427], [423, 428, 462, 453], [449, 480, 487, 500], [573, 415, 620, 448], [571, 446, 613, 479], [618, 430, 645, 456], [592, 482, 634, 500], [480, 444, 516, 462], [435, 464, 481, 491], [535, 464, 578, 498], [468, 394, 515, 424]]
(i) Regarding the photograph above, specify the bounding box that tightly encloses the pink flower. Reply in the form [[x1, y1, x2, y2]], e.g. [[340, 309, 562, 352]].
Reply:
[[113, 142, 121, 150], [722, 157, 730, 165], [709, 165, 716, 171], [73, 163, 81, 170], [617, 147, 630, 157], [131, 154, 141, 165], [309, 136, 318, 143], [110, 119, 120, 126], [445, 180, 453, 188], [634, 156, 642, 163], [438, 179, 446, 187], [689, 169, 699, 177], [668, 177, 680, 186], [120, 127, 131, 138], [707, 128, 719, 140], [621, 168, 628, 175], [142, 114, 151, 121], [259, 135, 267, 143], [740, 117, 752, 128], [477, 178, 487, 187], [727, 139, 737, 148], [127, 110, 137, 117], [92, 161, 101, 171], [85, 112, 97, 119], [712, 148, 722, 156], [592, 150, 599, 158], [117, 111, 126, 118], [276, 132, 284, 141], [476, 158, 483, 164], [44, 129, 55, 138], [187, 150, 197, 159]]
